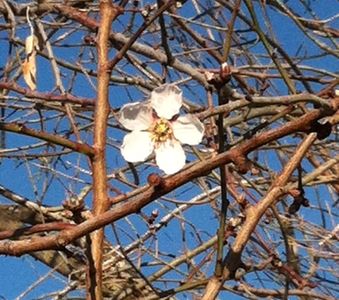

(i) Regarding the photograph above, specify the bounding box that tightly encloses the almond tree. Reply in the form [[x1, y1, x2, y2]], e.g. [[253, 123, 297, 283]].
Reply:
[[0, 1, 338, 299]]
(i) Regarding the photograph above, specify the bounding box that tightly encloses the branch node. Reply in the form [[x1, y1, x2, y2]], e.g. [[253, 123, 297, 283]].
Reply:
[[232, 155, 252, 174], [147, 173, 163, 187], [205, 63, 232, 93], [288, 193, 310, 215]]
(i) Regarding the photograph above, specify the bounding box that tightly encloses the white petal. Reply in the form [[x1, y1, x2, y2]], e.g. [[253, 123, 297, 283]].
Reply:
[[172, 115, 204, 145], [121, 131, 154, 163], [155, 139, 186, 174], [151, 84, 182, 120], [118, 102, 153, 131]]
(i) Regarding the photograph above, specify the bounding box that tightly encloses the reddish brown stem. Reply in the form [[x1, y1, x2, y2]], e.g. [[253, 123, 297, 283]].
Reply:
[[88, 1, 120, 299], [0, 122, 94, 157], [0, 222, 75, 240], [0, 105, 336, 257], [0, 80, 95, 107]]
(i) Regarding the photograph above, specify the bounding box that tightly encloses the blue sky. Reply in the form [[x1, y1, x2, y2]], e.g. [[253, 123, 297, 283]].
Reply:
[[0, 1, 338, 299]]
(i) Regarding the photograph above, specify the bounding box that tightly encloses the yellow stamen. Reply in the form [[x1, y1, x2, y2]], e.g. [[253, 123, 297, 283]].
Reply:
[[151, 118, 173, 143]]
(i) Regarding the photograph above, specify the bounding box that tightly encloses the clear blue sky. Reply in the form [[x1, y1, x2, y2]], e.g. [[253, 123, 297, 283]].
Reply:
[[0, 1, 338, 299]]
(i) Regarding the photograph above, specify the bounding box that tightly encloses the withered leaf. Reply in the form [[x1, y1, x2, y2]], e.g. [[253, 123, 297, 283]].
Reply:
[[22, 34, 38, 90]]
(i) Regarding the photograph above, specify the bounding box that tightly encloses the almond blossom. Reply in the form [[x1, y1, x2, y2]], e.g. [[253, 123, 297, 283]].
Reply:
[[118, 84, 204, 174]]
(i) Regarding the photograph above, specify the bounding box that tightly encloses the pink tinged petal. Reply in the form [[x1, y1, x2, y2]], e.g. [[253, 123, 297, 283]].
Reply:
[[118, 102, 153, 131], [121, 131, 154, 163], [151, 84, 183, 120], [155, 139, 186, 174], [172, 115, 204, 145]]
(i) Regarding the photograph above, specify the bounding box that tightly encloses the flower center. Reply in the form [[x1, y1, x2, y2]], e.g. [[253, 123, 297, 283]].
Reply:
[[151, 118, 173, 143]]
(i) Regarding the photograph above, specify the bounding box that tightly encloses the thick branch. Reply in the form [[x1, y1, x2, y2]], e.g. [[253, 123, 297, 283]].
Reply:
[[0, 122, 94, 157], [0, 105, 335, 256], [201, 133, 318, 300], [89, 1, 117, 299], [0, 80, 95, 107]]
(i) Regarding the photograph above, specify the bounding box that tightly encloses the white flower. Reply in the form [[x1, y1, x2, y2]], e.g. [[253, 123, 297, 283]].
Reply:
[[118, 84, 204, 174]]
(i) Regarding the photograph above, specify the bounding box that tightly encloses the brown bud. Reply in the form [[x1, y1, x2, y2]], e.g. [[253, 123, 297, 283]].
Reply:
[[233, 155, 251, 174], [151, 209, 159, 218], [147, 173, 162, 187], [288, 189, 301, 198], [83, 35, 96, 45], [288, 193, 310, 214], [220, 62, 232, 81]]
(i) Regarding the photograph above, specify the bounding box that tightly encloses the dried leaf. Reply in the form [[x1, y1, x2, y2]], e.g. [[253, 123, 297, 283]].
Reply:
[[22, 56, 37, 90], [22, 35, 38, 90], [25, 34, 38, 55]]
